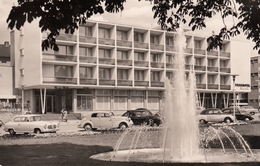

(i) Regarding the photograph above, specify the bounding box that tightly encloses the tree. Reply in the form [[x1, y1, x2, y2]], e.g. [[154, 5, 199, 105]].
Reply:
[[6, 0, 260, 53]]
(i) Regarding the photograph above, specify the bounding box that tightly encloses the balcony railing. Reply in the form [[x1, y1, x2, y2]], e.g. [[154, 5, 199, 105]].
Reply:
[[166, 45, 175, 52], [117, 80, 133, 86], [99, 79, 115, 86], [79, 36, 97, 44], [185, 65, 193, 70], [150, 44, 164, 51], [166, 63, 174, 69], [117, 40, 132, 47], [57, 34, 77, 42], [43, 76, 77, 84], [80, 78, 97, 85], [79, 56, 97, 63], [220, 67, 230, 73], [196, 84, 206, 89], [134, 42, 149, 49], [117, 59, 132, 66], [134, 60, 149, 67], [135, 81, 149, 86], [220, 85, 231, 90], [194, 48, 206, 55], [220, 51, 230, 58], [99, 38, 115, 46], [207, 66, 218, 72], [184, 48, 192, 54], [151, 81, 164, 87], [207, 50, 218, 56], [208, 84, 219, 89], [99, 58, 115, 65], [42, 53, 77, 62], [194, 65, 206, 71], [150, 62, 164, 68]]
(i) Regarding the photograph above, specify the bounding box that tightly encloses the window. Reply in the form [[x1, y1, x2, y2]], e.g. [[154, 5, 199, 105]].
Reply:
[[79, 67, 92, 78], [117, 30, 127, 40], [134, 70, 145, 81], [151, 71, 160, 81], [150, 35, 159, 44], [99, 28, 110, 38], [195, 58, 202, 65], [79, 26, 92, 37], [117, 50, 128, 59], [208, 75, 215, 84], [117, 69, 128, 80], [151, 54, 161, 62], [79, 47, 92, 56], [134, 52, 144, 61], [196, 74, 202, 84], [99, 49, 111, 58], [208, 59, 215, 66], [148, 97, 159, 109], [55, 66, 73, 77], [134, 32, 144, 42], [114, 97, 128, 110], [166, 72, 173, 80], [166, 55, 173, 63], [220, 60, 227, 67], [166, 36, 174, 46], [77, 96, 93, 111], [99, 68, 111, 79], [131, 91, 145, 109], [194, 40, 201, 49], [55, 45, 73, 55], [96, 90, 111, 110], [220, 76, 227, 84]]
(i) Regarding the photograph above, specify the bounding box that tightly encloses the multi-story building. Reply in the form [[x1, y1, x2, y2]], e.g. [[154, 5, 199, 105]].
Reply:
[[10, 20, 251, 115], [0, 41, 19, 108]]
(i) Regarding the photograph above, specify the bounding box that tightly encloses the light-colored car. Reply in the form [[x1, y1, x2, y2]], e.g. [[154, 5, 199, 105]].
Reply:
[[197, 108, 235, 124], [78, 111, 133, 131], [229, 106, 259, 115], [4, 114, 59, 135]]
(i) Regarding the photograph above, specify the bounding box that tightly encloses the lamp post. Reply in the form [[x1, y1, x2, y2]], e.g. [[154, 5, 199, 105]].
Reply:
[[231, 74, 239, 123], [21, 86, 24, 114]]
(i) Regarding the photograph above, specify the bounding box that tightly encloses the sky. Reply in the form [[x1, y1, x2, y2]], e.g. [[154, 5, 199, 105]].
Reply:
[[0, 0, 256, 54]]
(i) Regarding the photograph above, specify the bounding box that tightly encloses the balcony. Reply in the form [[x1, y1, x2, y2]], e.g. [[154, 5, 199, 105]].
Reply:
[[117, 59, 132, 66], [117, 40, 132, 47], [99, 58, 115, 65], [194, 48, 206, 55], [166, 63, 174, 69], [99, 79, 115, 86], [117, 80, 133, 86], [79, 56, 97, 64], [220, 67, 230, 73], [134, 42, 149, 49], [208, 84, 219, 89], [57, 34, 77, 42], [99, 38, 115, 46], [196, 84, 206, 89], [42, 53, 77, 62], [150, 44, 164, 51], [150, 62, 164, 68], [80, 78, 97, 85], [166, 45, 175, 52], [135, 81, 149, 86], [43, 76, 77, 84], [185, 65, 193, 70], [194, 65, 206, 71], [184, 48, 192, 54], [207, 50, 218, 56], [220, 85, 231, 90], [151, 81, 164, 87], [79, 36, 97, 44], [220, 51, 230, 58], [207, 66, 218, 72], [134, 60, 149, 67]]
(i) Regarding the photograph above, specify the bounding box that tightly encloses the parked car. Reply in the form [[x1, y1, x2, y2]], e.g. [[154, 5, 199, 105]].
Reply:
[[197, 108, 235, 124], [229, 105, 259, 115], [78, 111, 133, 131], [222, 108, 254, 121], [122, 108, 162, 126], [4, 114, 59, 135]]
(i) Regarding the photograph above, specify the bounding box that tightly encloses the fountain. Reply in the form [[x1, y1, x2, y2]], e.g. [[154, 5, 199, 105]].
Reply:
[[90, 26, 260, 164]]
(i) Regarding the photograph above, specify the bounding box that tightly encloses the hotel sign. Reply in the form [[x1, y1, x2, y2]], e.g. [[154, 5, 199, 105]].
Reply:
[[235, 84, 250, 91]]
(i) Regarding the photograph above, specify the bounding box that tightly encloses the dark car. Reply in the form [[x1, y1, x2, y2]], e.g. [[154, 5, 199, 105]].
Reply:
[[122, 108, 162, 126], [222, 108, 254, 121]]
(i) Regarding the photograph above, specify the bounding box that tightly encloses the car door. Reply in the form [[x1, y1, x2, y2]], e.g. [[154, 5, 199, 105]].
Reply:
[[99, 113, 113, 129], [90, 113, 100, 128], [205, 110, 215, 122], [17, 117, 30, 132]]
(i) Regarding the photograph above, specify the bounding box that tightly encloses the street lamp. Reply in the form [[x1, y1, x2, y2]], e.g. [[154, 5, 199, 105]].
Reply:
[[231, 74, 239, 123]]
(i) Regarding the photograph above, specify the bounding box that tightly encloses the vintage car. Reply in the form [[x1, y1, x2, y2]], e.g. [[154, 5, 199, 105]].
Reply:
[[197, 108, 235, 124], [4, 114, 59, 135], [222, 108, 254, 121], [229, 105, 259, 115], [78, 111, 133, 131]]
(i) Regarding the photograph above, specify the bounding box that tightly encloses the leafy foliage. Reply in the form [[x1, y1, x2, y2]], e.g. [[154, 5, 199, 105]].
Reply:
[[6, 0, 260, 53]]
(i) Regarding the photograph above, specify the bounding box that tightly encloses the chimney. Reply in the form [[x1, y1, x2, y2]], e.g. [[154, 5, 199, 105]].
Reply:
[[4, 41, 9, 47]]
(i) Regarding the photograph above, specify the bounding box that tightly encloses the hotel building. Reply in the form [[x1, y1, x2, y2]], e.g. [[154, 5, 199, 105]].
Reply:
[[10, 20, 251, 115]]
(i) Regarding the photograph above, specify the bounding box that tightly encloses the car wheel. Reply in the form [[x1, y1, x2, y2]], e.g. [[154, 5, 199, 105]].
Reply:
[[199, 119, 207, 124], [119, 123, 127, 130], [9, 129, 16, 135], [250, 112, 255, 115], [84, 124, 92, 131], [224, 117, 232, 123], [34, 129, 41, 134]]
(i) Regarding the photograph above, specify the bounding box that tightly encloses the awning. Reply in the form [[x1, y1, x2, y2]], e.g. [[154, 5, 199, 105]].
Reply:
[[0, 95, 19, 99]]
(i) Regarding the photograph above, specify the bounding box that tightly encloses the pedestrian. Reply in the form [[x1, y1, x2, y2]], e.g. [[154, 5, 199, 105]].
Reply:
[[60, 109, 64, 122]]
